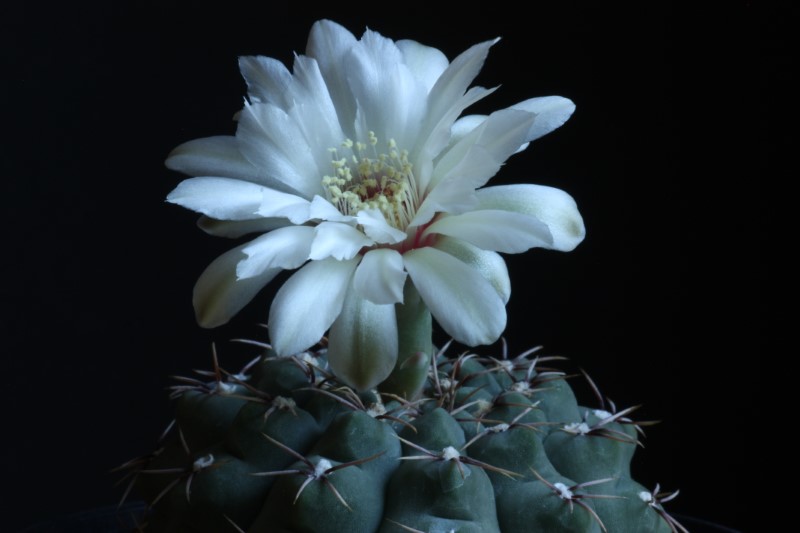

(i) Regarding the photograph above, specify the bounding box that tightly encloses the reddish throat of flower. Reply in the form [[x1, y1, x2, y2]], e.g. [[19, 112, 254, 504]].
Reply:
[[322, 132, 420, 234]]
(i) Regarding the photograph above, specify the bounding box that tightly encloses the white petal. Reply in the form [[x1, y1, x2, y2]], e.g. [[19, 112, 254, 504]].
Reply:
[[410, 145, 488, 226], [511, 96, 576, 142], [452, 112, 531, 155], [197, 216, 291, 238], [255, 188, 311, 224], [327, 289, 398, 391], [433, 107, 535, 191], [403, 247, 505, 346], [413, 38, 499, 174], [305, 19, 359, 131], [356, 208, 407, 244], [425, 209, 552, 253], [425, 38, 497, 133], [236, 226, 314, 279], [396, 39, 449, 93], [413, 107, 537, 226], [269, 257, 359, 356], [346, 30, 424, 151], [167, 177, 264, 220], [238, 56, 292, 105], [414, 86, 496, 195], [450, 114, 487, 145], [477, 184, 586, 251], [450, 97, 576, 155], [433, 236, 510, 304], [236, 101, 322, 198], [353, 249, 407, 305], [309, 222, 373, 261], [308, 195, 355, 223], [193, 244, 280, 328], [286, 56, 347, 170], [165, 136, 274, 185]]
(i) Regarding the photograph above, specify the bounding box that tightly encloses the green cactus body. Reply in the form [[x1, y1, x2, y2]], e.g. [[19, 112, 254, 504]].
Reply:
[[125, 347, 684, 532]]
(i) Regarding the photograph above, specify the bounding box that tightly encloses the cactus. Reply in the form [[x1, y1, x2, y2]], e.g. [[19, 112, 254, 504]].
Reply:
[[119, 341, 687, 532], [123, 18, 690, 533]]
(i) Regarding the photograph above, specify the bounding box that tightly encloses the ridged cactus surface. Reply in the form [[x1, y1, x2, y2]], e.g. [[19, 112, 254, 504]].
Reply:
[[123, 343, 686, 533]]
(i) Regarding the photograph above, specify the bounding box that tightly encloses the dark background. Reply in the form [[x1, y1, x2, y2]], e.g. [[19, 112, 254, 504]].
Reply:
[[3, 2, 768, 531]]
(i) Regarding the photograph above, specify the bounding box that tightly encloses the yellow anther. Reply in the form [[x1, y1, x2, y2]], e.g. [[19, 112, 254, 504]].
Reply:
[[322, 136, 419, 230]]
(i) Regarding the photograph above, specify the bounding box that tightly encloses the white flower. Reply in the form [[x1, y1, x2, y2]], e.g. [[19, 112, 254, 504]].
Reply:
[[166, 20, 585, 389]]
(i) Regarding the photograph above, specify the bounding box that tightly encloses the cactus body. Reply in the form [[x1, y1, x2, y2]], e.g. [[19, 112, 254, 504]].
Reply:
[[126, 346, 683, 532]]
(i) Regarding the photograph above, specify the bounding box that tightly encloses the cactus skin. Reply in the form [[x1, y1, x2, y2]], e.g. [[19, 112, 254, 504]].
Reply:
[[126, 346, 684, 532]]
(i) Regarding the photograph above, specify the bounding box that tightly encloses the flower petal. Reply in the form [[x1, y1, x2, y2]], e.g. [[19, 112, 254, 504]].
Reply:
[[346, 30, 424, 151], [269, 257, 359, 356], [450, 114, 487, 145], [433, 236, 511, 304], [237, 101, 323, 198], [327, 289, 398, 391], [193, 244, 281, 328], [424, 209, 553, 253], [425, 38, 497, 137], [450, 97, 576, 154], [305, 19, 359, 132], [197, 216, 291, 238], [396, 39, 449, 93], [285, 55, 347, 172], [167, 177, 264, 220], [353, 249, 407, 305], [254, 187, 311, 224], [433, 107, 536, 191], [456, 120, 530, 155], [403, 247, 506, 346], [413, 38, 499, 176], [410, 145, 488, 226], [477, 184, 585, 251], [309, 221, 373, 261], [356, 208, 407, 244], [413, 108, 537, 226], [238, 55, 292, 105], [511, 96, 576, 142], [309, 195, 355, 223], [165, 136, 280, 187], [236, 226, 315, 279]]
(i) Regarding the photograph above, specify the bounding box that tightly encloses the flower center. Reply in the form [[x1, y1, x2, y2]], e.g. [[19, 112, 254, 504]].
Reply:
[[322, 133, 418, 231]]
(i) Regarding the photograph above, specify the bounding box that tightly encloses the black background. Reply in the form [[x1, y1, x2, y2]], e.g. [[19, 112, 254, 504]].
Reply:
[[3, 2, 768, 531]]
